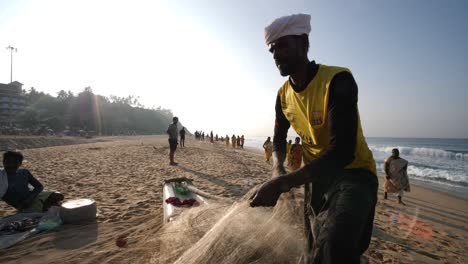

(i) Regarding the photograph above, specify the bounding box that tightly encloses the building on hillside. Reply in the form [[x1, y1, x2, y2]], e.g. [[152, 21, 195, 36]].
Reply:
[[0, 81, 27, 124]]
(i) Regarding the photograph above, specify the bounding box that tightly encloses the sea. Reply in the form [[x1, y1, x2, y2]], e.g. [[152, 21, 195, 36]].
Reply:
[[244, 136, 468, 199]]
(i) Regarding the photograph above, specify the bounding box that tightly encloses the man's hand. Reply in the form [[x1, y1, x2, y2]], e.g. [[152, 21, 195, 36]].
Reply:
[[250, 176, 289, 207]]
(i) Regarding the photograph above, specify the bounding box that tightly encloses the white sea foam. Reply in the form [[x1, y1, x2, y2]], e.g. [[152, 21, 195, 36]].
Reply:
[[369, 146, 467, 161]]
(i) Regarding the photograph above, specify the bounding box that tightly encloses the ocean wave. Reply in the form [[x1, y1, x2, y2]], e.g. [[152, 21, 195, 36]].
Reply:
[[369, 146, 468, 161], [376, 163, 468, 187], [407, 165, 468, 185]]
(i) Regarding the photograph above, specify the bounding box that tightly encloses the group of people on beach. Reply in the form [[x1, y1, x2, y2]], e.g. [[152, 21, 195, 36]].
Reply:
[[1, 12, 413, 264], [194, 131, 246, 149], [224, 134, 245, 149], [262, 136, 303, 170]]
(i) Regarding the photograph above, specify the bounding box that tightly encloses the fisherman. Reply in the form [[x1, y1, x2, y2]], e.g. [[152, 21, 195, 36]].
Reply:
[[383, 148, 410, 205], [166, 116, 179, 165], [1, 151, 64, 213], [250, 14, 378, 263]]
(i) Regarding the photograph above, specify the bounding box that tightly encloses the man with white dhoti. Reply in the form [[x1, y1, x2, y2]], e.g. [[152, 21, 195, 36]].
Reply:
[[384, 148, 410, 205]]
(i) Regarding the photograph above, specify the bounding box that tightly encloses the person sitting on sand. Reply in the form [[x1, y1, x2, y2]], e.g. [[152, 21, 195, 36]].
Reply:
[[288, 137, 302, 171], [262, 137, 273, 162], [384, 148, 410, 205], [1, 151, 64, 213], [166, 116, 179, 165]]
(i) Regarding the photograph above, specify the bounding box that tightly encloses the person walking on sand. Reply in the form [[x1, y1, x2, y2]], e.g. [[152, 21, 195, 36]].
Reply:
[[383, 148, 410, 205], [237, 135, 241, 148], [263, 137, 273, 162], [240, 135, 245, 148], [210, 131, 214, 143], [231, 134, 237, 148], [225, 135, 230, 146], [288, 137, 303, 171], [250, 14, 377, 264], [166, 116, 179, 165], [1, 151, 64, 213], [179, 127, 186, 148]]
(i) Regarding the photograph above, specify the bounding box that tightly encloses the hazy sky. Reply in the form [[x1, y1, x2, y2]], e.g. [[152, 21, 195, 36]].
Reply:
[[0, 0, 467, 138]]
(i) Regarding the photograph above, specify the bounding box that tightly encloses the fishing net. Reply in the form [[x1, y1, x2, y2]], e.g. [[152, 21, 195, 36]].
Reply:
[[151, 188, 306, 264]]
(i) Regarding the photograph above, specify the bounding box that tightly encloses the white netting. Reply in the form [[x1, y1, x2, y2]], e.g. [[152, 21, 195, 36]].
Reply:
[[151, 188, 305, 264]]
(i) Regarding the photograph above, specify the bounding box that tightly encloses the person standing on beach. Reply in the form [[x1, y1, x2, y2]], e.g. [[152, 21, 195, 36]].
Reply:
[[225, 134, 230, 146], [1, 151, 64, 213], [286, 139, 293, 160], [250, 14, 377, 263], [232, 134, 237, 148], [263, 137, 273, 162], [179, 127, 186, 148], [166, 117, 179, 165], [240, 135, 245, 148], [288, 137, 303, 171], [383, 148, 410, 205]]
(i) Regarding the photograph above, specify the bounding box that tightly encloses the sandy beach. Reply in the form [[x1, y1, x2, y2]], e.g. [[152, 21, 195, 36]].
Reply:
[[0, 135, 466, 263]]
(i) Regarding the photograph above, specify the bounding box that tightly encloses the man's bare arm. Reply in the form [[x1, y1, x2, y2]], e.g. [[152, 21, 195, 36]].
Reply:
[[272, 93, 290, 177]]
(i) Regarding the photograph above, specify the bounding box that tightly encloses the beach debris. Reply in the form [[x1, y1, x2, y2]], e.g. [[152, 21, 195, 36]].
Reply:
[[243, 180, 255, 186], [165, 197, 199, 207], [37, 206, 62, 231], [88, 147, 101, 150], [116, 235, 128, 248]]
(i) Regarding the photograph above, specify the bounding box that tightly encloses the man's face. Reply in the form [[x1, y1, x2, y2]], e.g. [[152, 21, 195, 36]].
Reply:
[[269, 35, 305, 76], [392, 150, 399, 158], [173, 118, 178, 124], [3, 157, 21, 173]]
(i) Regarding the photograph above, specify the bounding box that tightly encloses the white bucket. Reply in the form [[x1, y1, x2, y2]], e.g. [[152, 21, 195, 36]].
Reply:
[[60, 198, 97, 224]]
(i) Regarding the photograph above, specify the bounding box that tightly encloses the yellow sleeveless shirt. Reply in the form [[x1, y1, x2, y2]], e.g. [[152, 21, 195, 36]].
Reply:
[[278, 64, 376, 175]]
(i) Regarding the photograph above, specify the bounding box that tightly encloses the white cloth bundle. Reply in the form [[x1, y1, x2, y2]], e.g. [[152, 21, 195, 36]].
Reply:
[[264, 13, 311, 45]]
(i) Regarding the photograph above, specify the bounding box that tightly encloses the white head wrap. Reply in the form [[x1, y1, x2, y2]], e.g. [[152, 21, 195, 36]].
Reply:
[[264, 14, 311, 46]]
